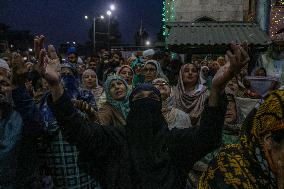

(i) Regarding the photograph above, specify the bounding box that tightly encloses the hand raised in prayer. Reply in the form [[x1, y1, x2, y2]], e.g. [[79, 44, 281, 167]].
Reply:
[[36, 41, 62, 101], [34, 35, 45, 59], [212, 42, 250, 92], [209, 42, 249, 106], [73, 99, 100, 124], [11, 53, 28, 86]]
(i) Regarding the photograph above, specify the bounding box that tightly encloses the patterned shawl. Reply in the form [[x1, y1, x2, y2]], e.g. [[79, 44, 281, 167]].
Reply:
[[173, 64, 208, 125], [199, 90, 284, 189]]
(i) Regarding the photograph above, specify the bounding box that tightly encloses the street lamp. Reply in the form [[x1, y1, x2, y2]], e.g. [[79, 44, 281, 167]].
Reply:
[[84, 15, 88, 19], [107, 10, 112, 50], [106, 10, 112, 16], [110, 4, 115, 11], [146, 40, 151, 46]]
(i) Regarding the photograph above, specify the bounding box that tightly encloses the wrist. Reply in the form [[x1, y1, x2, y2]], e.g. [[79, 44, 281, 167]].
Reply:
[[50, 84, 64, 102], [209, 88, 221, 107]]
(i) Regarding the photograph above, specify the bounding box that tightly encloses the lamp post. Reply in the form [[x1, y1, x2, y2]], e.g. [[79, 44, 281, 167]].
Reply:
[[85, 15, 104, 51], [106, 10, 112, 50]]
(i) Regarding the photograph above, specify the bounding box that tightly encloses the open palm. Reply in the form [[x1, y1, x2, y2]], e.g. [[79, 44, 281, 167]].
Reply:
[[212, 43, 249, 91]]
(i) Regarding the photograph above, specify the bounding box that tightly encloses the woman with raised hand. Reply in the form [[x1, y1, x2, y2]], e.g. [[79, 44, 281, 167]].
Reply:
[[43, 43, 249, 189]]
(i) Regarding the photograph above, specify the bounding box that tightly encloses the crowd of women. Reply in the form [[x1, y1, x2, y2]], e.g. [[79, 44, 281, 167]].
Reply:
[[0, 35, 283, 189]]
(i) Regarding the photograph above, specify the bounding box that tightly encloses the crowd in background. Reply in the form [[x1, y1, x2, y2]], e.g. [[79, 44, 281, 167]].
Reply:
[[0, 35, 283, 189]]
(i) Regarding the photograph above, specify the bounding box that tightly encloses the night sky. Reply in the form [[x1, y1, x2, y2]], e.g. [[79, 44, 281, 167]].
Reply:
[[0, 0, 163, 47]]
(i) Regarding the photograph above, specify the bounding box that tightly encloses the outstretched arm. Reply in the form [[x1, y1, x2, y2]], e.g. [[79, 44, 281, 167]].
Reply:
[[37, 42, 121, 158], [11, 53, 44, 137], [169, 43, 250, 171]]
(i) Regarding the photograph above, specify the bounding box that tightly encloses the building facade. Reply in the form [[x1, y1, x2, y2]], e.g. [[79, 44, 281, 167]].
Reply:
[[164, 0, 257, 23]]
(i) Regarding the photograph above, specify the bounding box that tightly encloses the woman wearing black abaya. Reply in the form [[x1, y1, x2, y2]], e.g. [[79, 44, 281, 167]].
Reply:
[[43, 43, 250, 189]]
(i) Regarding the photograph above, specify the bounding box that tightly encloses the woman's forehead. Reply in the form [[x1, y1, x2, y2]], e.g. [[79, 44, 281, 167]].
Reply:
[[121, 67, 132, 72]]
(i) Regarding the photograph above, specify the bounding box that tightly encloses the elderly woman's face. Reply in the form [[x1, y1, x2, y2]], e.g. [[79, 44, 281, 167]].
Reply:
[[153, 81, 171, 100], [144, 64, 157, 83], [109, 79, 127, 101], [182, 64, 198, 86], [119, 67, 133, 85], [83, 72, 97, 89]]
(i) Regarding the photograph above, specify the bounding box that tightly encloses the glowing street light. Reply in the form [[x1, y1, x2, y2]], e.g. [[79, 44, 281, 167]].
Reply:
[[28, 48, 33, 52], [100, 15, 105, 19], [110, 4, 115, 11], [107, 10, 112, 16], [84, 15, 89, 19], [146, 40, 151, 46]]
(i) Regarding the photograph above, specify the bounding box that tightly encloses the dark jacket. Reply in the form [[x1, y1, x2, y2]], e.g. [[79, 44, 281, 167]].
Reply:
[[0, 86, 44, 188], [48, 92, 226, 189]]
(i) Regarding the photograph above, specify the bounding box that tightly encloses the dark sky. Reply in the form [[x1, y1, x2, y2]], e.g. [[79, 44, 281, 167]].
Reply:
[[0, 0, 163, 47]]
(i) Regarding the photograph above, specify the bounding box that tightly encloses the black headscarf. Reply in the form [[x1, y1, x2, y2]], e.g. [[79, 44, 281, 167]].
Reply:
[[126, 84, 176, 188]]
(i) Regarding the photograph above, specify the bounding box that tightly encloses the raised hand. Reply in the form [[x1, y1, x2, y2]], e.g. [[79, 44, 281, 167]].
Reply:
[[11, 53, 28, 86], [34, 35, 45, 59], [212, 42, 250, 92], [73, 99, 100, 123], [35, 43, 63, 101]]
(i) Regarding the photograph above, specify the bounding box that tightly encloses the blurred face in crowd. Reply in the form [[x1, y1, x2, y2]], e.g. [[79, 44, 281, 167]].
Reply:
[[0, 68, 9, 78], [133, 63, 144, 75], [25, 62, 33, 72], [224, 95, 237, 125], [68, 53, 78, 64], [83, 71, 97, 89], [112, 54, 120, 62], [255, 68, 267, 77], [217, 57, 226, 67], [88, 58, 99, 71], [227, 78, 239, 94], [201, 66, 209, 77], [153, 80, 171, 101], [118, 67, 133, 85], [42, 78, 49, 91], [60, 68, 74, 76], [109, 79, 127, 101], [76, 64, 86, 75], [182, 64, 199, 88], [144, 63, 157, 83], [102, 52, 110, 63], [212, 61, 220, 73], [0, 76, 12, 119]]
